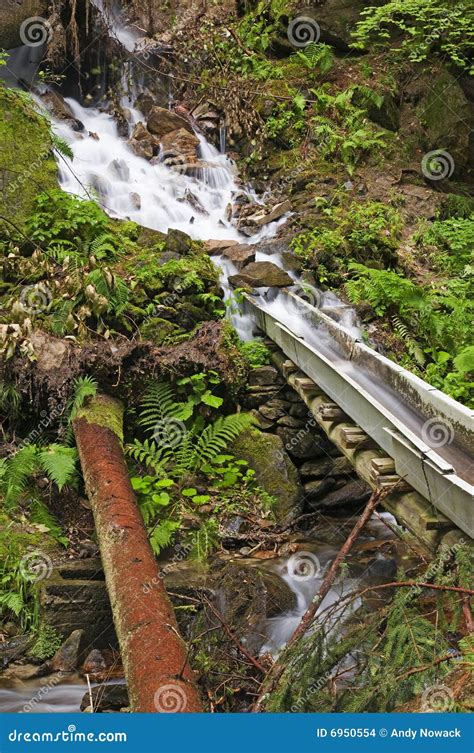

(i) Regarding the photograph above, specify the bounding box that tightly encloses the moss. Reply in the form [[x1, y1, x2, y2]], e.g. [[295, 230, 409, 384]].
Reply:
[[0, 86, 57, 228], [75, 395, 124, 442], [139, 316, 182, 344]]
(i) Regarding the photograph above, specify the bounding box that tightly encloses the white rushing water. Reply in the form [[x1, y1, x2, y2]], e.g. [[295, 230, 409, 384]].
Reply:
[[53, 100, 251, 241]]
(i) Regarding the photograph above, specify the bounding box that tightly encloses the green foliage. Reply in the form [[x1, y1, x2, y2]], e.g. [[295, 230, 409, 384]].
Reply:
[[416, 215, 474, 274], [346, 263, 474, 404], [26, 190, 109, 250], [127, 377, 256, 555], [352, 0, 474, 74], [237, 339, 271, 367], [293, 43, 334, 74], [0, 443, 78, 510], [51, 133, 74, 160], [30, 623, 62, 660], [291, 201, 401, 268]]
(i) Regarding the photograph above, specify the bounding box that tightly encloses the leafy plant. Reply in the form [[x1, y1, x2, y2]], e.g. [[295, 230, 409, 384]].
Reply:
[[352, 0, 474, 74], [238, 339, 271, 367], [293, 43, 334, 74]]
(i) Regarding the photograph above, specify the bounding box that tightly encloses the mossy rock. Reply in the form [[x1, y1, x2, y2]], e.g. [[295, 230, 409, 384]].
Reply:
[[139, 316, 182, 345], [0, 86, 57, 228], [231, 428, 302, 523], [0, 0, 49, 49]]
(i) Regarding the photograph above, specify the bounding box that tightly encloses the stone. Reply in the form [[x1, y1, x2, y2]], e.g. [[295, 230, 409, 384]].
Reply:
[[51, 629, 85, 672], [160, 128, 199, 159], [128, 138, 153, 160], [82, 649, 107, 679], [163, 228, 194, 255], [129, 192, 141, 210], [179, 189, 208, 215], [0, 0, 49, 49], [208, 561, 296, 654], [276, 426, 332, 460], [277, 415, 305, 429], [241, 200, 291, 227], [231, 428, 302, 522], [258, 398, 289, 422], [248, 366, 281, 386], [299, 456, 353, 479], [309, 479, 372, 509], [41, 91, 84, 131], [146, 106, 193, 138], [81, 683, 129, 713], [134, 92, 155, 117], [206, 239, 239, 255], [304, 477, 337, 499], [228, 261, 293, 288], [107, 159, 130, 182], [221, 243, 255, 269]]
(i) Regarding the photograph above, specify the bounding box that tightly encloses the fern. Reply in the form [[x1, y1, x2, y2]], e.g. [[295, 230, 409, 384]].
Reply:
[[88, 232, 119, 260], [191, 414, 254, 471], [85, 269, 130, 314], [127, 437, 172, 476], [2, 445, 40, 509], [149, 519, 181, 556], [30, 499, 68, 546], [138, 381, 193, 434], [38, 445, 78, 491], [51, 133, 74, 160], [63, 375, 98, 443]]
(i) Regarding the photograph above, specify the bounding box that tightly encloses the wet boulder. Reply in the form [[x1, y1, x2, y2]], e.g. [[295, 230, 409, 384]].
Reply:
[[146, 106, 194, 138], [228, 261, 293, 288], [221, 243, 256, 269]]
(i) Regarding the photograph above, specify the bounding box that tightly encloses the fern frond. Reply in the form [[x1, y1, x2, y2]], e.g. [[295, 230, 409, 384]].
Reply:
[[4, 445, 40, 508], [38, 444, 78, 491], [51, 133, 74, 160], [126, 438, 171, 475], [138, 381, 192, 434], [30, 499, 68, 546], [191, 414, 254, 471]]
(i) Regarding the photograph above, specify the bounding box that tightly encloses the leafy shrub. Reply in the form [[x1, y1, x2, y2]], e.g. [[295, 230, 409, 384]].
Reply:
[[352, 0, 474, 74], [238, 339, 271, 368]]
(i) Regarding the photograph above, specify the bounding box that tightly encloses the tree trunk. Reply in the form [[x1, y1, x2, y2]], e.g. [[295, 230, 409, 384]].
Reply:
[[73, 394, 202, 713]]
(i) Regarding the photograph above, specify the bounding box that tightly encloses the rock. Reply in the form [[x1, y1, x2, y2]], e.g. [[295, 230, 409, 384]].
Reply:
[[276, 1, 372, 52], [0, 635, 34, 667], [179, 189, 208, 215], [221, 243, 256, 269], [276, 426, 333, 460], [277, 415, 305, 429], [129, 192, 141, 210], [82, 649, 107, 679], [206, 239, 239, 255], [0, 0, 49, 50], [80, 683, 129, 713], [128, 138, 153, 160], [41, 91, 84, 131], [163, 228, 194, 255], [0, 662, 51, 681], [309, 479, 372, 510], [209, 561, 296, 654], [146, 106, 193, 138], [248, 366, 281, 386], [300, 456, 353, 479], [258, 398, 290, 422], [134, 92, 155, 117], [231, 428, 302, 522], [228, 261, 293, 288], [51, 629, 85, 672], [107, 159, 130, 182], [159, 127, 200, 171], [240, 200, 291, 228], [304, 477, 337, 500]]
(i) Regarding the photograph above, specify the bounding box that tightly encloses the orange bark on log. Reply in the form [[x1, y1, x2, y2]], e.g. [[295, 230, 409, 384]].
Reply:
[[73, 395, 202, 713]]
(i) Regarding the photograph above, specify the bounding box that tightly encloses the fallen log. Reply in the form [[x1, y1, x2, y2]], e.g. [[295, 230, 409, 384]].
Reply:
[[73, 394, 202, 713]]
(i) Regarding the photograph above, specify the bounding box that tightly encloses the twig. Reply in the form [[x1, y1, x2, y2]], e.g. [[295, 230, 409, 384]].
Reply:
[[86, 673, 94, 713], [203, 596, 266, 674]]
